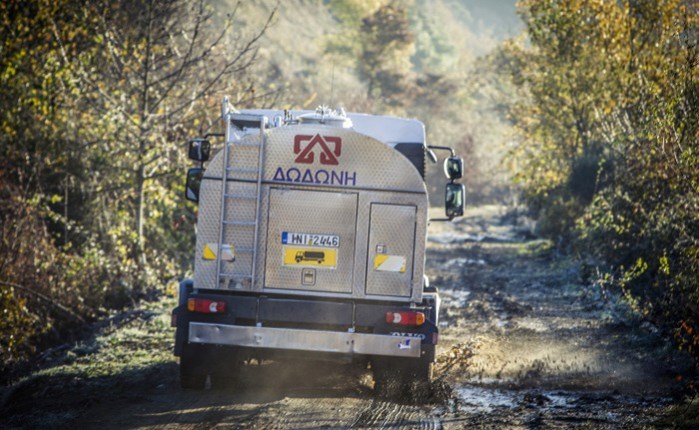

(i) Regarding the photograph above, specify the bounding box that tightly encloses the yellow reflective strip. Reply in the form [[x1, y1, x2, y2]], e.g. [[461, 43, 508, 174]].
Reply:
[[374, 255, 406, 273], [374, 254, 389, 270]]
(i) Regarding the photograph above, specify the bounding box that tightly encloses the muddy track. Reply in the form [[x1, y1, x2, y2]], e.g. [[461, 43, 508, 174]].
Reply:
[[2, 205, 690, 429], [349, 400, 442, 429]]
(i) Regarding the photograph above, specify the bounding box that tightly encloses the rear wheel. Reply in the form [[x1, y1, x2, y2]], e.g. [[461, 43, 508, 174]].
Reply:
[[373, 355, 433, 399], [372, 359, 400, 398], [180, 343, 206, 389], [403, 356, 433, 381], [209, 347, 243, 390]]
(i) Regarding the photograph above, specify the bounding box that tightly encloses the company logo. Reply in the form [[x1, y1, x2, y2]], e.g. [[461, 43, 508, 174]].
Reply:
[[294, 134, 342, 165]]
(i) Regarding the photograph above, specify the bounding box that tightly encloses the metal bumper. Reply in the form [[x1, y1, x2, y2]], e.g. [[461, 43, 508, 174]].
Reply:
[[188, 322, 421, 358]]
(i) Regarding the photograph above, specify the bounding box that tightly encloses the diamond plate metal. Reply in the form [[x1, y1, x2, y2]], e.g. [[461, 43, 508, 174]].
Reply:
[[264, 188, 358, 294], [365, 204, 417, 297], [194, 177, 220, 290], [194, 120, 429, 302], [261, 126, 425, 192]]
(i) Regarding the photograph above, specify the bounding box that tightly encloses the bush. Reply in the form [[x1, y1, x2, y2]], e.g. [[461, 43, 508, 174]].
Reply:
[[504, 0, 699, 358], [0, 179, 134, 382]]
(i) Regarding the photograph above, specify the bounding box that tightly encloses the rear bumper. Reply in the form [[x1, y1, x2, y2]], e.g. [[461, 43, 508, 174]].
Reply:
[[188, 322, 421, 358]]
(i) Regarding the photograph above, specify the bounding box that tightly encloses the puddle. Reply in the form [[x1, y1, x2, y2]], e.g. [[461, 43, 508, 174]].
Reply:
[[456, 386, 518, 412], [440, 257, 486, 270], [439, 288, 471, 308], [456, 386, 615, 413], [455, 385, 672, 417], [429, 233, 514, 244]]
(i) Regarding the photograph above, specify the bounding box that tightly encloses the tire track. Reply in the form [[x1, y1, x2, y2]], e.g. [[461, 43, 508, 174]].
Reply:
[[349, 400, 442, 430]]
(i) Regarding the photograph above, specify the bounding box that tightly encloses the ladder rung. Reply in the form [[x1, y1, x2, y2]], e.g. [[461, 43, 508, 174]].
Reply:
[[226, 167, 259, 174], [227, 141, 262, 147], [223, 220, 256, 226], [230, 114, 267, 130], [218, 115, 265, 288], [220, 273, 253, 279], [224, 193, 256, 200]]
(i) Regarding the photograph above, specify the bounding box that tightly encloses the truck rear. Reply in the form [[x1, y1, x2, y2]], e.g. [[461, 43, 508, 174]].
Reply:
[[172, 100, 465, 391]]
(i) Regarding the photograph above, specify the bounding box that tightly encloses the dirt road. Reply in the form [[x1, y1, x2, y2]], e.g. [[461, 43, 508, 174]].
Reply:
[[2, 206, 689, 429]]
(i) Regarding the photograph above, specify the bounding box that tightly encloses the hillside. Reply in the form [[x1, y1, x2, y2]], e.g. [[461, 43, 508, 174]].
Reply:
[[226, 0, 521, 203]]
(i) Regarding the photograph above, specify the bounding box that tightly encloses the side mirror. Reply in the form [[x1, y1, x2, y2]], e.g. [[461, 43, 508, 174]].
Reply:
[[444, 156, 463, 180], [445, 183, 465, 219], [188, 138, 211, 162], [185, 168, 204, 203]]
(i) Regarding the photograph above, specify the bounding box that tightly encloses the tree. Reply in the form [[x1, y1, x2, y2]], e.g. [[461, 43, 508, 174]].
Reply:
[[0, 0, 277, 380], [54, 0, 275, 266], [497, 0, 631, 237], [499, 0, 699, 353], [324, 1, 416, 107], [358, 3, 415, 103]]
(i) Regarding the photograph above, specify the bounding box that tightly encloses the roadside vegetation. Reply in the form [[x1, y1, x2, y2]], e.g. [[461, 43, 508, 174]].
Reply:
[[0, 0, 276, 382], [1, 298, 177, 428], [494, 0, 699, 366]]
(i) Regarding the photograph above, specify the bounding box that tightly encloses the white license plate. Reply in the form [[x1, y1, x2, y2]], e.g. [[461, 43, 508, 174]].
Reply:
[[282, 232, 340, 248]]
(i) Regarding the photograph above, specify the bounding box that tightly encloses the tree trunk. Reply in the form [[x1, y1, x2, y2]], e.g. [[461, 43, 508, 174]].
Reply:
[[135, 156, 146, 265], [134, 0, 153, 267]]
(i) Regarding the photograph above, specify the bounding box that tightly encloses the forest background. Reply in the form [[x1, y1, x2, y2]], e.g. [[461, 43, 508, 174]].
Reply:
[[1, 0, 696, 384]]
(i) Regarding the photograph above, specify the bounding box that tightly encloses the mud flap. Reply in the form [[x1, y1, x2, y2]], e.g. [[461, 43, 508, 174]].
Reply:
[[173, 279, 193, 357], [372, 344, 434, 399]]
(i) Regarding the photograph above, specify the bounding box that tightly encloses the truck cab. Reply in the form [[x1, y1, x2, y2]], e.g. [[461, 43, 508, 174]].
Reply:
[[173, 99, 464, 391]]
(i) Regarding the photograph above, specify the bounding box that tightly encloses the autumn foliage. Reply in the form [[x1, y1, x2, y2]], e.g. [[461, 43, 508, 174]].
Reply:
[[0, 0, 273, 382], [499, 0, 699, 353]]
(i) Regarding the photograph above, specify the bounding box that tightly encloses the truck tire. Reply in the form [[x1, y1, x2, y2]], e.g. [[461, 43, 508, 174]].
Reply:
[[372, 359, 400, 398], [180, 343, 206, 389], [373, 356, 433, 399], [404, 357, 433, 403], [404, 355, 433, 381], [209, 347, 242, 390]]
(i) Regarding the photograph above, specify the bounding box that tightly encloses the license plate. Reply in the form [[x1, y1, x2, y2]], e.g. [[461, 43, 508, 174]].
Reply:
[[282, 232, 340, 248]]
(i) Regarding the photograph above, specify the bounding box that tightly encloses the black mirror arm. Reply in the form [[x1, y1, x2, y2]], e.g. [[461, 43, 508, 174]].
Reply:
[[199, 133, 224, 166], [427, 145, 455, 157], [428, 217, 455, 223], [426, 147, 438, 164]]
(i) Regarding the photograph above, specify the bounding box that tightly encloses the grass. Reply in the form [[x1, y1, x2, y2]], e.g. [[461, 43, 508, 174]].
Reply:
[[657, 396, 699, 429], [1, 296, 177, 428]]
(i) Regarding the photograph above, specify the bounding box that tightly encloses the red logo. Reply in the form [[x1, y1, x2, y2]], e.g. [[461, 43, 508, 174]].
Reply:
[[293, 134, 342, 165]]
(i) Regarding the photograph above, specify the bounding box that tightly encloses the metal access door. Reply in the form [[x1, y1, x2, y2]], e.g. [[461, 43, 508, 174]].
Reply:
[[365, 204, 416, 297], [264, 188, 358, 294]]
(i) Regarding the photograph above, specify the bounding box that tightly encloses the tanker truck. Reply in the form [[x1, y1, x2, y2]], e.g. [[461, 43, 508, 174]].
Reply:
[[172, 98, 465, 391]]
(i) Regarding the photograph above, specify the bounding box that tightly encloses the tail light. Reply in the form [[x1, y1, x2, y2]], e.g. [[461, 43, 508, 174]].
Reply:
[[386, 311, 425, 326], [187, 298, 226, 314]]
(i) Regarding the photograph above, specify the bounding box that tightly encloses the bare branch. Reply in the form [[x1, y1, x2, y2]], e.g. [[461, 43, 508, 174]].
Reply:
[[0, 281, 86, 324]]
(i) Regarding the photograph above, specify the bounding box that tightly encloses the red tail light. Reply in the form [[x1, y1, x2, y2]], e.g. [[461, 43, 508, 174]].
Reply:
[[187, 298, 226, 314], [385, 311, 425, 326]]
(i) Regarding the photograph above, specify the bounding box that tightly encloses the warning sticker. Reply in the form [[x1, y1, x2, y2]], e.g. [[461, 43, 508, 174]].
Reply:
[[203, 243, 235, 262], [373, 255, 406, 273], [283, 246, 337, 269]]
